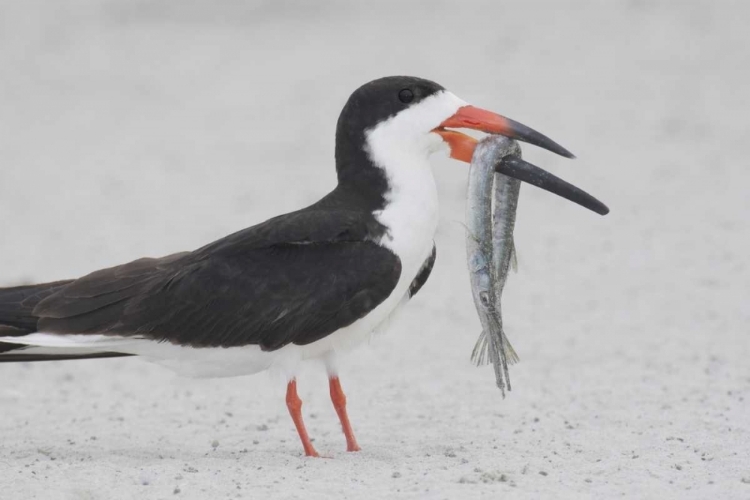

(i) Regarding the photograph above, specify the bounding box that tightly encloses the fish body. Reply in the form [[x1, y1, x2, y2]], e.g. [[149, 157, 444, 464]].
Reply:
[[466, 136, 522, 395]]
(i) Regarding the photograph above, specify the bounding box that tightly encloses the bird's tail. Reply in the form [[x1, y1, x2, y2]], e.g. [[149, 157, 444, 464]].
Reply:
[[0, 281, 130, 362]]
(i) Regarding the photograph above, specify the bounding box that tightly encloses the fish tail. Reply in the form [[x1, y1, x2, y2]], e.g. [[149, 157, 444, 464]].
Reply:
[[470, 329, 491, 366], [474, 328, 519, 364], [502, 332, 520, 365], [472, 325, 520, 395]]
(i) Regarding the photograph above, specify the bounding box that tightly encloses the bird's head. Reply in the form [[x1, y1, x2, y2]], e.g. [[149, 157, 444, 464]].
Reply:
[[336, 76, 607, 215]]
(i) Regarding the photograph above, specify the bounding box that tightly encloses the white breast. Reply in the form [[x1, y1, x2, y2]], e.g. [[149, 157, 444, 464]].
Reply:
[[362, 90, 466, 301], [299, 90, 468, 355]]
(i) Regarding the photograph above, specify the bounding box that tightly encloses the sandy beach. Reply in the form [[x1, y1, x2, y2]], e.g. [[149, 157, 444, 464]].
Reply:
[[1, 1, 748, 498]]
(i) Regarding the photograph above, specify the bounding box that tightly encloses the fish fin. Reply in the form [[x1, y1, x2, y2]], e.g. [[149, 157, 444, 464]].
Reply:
[[471, 330, 491, 366], [510, 239, 518, 273], [503, 332, 520, 365]]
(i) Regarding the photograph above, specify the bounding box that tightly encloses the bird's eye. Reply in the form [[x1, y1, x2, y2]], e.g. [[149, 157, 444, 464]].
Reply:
[[398, 89, 414, 104]]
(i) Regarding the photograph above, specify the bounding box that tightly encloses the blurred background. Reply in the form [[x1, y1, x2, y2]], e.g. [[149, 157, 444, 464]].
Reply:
[[0, 1, 748, 498]]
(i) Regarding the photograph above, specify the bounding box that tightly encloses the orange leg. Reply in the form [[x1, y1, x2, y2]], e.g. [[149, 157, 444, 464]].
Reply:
[[286, 379, 319, 457], [329, 376, 361, 452]]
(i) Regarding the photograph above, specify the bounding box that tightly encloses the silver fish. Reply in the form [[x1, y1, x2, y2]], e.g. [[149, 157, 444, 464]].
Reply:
[[466, 136, 521, 396], [465, 132, 610, 395]]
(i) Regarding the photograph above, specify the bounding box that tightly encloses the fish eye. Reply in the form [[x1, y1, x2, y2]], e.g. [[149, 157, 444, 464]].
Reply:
[[398, 89, 414, 104]]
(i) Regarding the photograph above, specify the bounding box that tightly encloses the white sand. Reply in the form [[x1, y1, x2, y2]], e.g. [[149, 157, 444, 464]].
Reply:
[[1, 1, 748, 499]]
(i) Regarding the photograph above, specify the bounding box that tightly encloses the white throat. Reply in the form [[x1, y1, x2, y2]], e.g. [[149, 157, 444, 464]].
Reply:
[[363, 90, 466, 276]]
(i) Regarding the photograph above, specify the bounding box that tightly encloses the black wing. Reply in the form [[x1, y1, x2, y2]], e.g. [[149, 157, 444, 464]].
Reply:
[[30, 210, 401, 351], [0, 280, 72, 334]]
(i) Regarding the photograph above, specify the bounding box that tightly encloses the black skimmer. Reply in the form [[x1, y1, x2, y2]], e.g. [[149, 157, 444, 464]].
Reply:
[[0, 76, 607, 457]]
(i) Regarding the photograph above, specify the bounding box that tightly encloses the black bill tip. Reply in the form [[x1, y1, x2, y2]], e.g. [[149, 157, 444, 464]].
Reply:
[[496, 156, 609, 215], [504, 117, 576, 159]]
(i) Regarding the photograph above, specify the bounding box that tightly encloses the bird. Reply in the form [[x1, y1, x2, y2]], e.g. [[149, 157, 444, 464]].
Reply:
[[0, 76, 607, 457]]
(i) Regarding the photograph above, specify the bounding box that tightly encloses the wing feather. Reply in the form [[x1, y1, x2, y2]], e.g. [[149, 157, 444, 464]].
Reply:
[[32, 212, 401, 351]]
